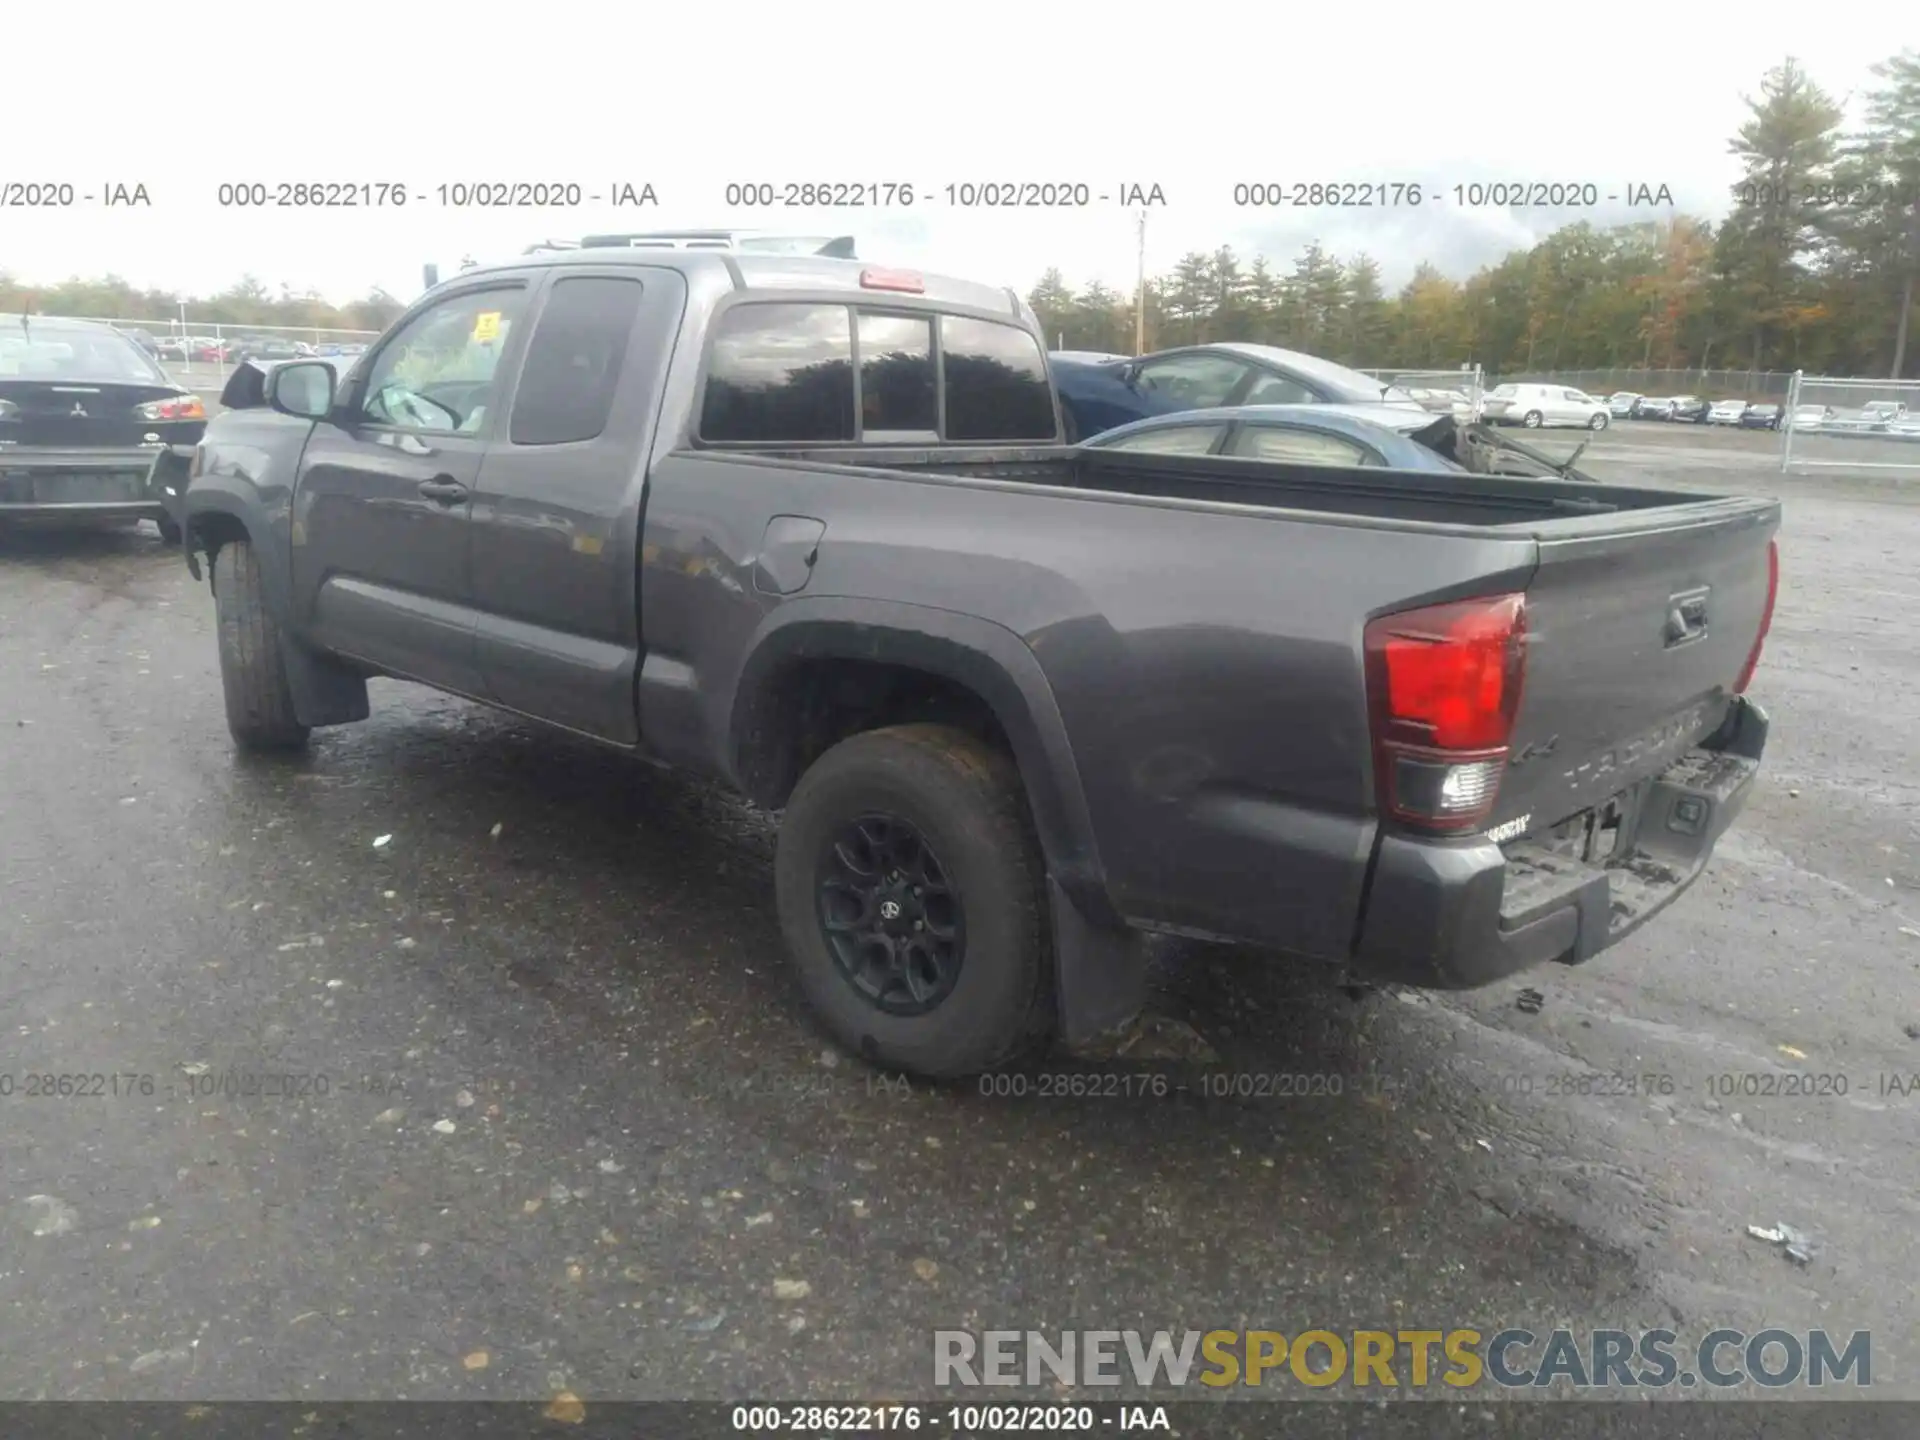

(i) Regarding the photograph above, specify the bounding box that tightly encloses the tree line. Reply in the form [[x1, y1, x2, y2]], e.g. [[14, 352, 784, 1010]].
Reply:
[[0, 272, 404, 336], [1029, 51, 1920, 380]]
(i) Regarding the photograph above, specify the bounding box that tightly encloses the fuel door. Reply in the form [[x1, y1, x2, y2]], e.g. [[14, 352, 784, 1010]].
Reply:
[[753, 515, 827, 596]]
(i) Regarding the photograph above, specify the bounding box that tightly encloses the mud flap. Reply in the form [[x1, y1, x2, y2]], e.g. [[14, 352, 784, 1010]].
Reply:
[[279, 633, 370, 728], [1049, 876, 1148, 1045]]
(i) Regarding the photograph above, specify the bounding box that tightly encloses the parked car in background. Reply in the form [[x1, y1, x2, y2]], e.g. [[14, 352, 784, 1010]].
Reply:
[[1480, 383, 1610, 430], [1670, 396, 1711, 423], [234, 337, 309, 364], [156, 336, 191, 360], [1788, 404, 1834, 431], [1633, 396, 1676, 420], [1821, 407, 1880, 436], [1049, 343, 1426, 440], [1708, 400, 1749, 425], [1739, 403, 1782, 430], [1081, 404, 1469, 472], [1402, 386, 1482, 421], [0, 314, 206, 542], [1608, 392, 1643, 418], [1888, 412, 1920, 440], [1050, 350, 1130, 365], [1862, 400, 1909, 430], [191, 339, 235, 363]]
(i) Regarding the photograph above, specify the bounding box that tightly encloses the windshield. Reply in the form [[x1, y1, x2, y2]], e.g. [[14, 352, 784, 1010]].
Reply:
[[0, 326, 167, 383]]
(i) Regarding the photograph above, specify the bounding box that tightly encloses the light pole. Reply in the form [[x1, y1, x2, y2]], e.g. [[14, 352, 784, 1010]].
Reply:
[[1133, 210, 1148, 356]]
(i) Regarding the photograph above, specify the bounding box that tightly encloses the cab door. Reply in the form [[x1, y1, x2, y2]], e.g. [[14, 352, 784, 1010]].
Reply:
[[290, 279, 532, 695]]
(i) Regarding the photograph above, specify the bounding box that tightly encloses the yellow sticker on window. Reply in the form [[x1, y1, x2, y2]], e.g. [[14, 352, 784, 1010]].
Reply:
[[472, 311, 501, 343]]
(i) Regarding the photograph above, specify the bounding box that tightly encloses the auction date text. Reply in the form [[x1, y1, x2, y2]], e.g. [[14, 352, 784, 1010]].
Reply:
[[1, 181, 149, 207], [214, 182, 658, 208], [1231, 180, 1676, 208]]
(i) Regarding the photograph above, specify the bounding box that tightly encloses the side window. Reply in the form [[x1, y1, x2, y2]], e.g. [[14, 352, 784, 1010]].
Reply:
[[700, 303, 855, 443], [1562, 389, 1586, 403], [1100, 424, 1226, 455], [941, 316, 1055, 441], [1229, 425, 1378, 468], [1242, 371, 1318, 406], [1132, 353, 1250, 408], [361, 288, 523, 435], [857, 312, 936, 436], [509, 276, 646, 447]]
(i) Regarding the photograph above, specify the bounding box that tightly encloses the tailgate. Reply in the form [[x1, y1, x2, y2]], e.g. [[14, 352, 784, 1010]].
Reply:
[[1492, 499, 1779, 833]]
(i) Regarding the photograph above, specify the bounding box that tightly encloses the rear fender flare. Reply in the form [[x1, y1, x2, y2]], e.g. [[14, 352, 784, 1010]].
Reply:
[[726, 598, 1115, 927]]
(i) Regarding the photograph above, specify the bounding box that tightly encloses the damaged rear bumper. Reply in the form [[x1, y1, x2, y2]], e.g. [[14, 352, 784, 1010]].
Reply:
[[0, 446, 172, 522], [1350, 696, 1767, 988]]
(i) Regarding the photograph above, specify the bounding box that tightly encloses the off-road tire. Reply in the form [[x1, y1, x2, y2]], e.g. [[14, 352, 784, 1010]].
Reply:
[[775, 723, 1054, 1079], [212, 539, 310, 752]]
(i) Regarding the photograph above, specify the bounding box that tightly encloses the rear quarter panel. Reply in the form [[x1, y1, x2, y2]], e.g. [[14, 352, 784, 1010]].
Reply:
[[641, 453, 1540, 958]]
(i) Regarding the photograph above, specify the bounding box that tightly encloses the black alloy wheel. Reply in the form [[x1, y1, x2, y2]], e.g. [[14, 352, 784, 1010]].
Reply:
[[816, 812, 965, 1016]]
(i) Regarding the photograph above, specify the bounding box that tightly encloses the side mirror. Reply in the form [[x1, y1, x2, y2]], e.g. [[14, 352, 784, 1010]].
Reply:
[[265, 360, 337, 420]]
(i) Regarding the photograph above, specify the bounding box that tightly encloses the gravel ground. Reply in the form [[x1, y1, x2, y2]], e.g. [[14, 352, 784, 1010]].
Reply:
[[1, 422, 1916, 1410]]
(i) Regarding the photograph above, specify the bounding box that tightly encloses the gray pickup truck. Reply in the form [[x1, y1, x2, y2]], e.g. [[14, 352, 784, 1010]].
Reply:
[[162, 250, 1779, 1078]]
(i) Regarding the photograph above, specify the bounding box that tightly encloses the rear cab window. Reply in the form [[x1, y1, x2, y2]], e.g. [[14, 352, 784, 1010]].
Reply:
[[697, 301, 1057, 445]]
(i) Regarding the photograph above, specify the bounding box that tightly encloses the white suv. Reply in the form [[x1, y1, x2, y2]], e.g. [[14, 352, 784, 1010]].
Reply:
[[1481, 383, 1611, 430]]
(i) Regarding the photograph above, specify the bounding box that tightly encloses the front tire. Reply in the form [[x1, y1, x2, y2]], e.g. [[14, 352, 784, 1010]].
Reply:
[[774, 724, 1054, 1079], [1522, 410, 1544, 428], [1588, 412, 1609, 430], [212, 539, 310, 753]]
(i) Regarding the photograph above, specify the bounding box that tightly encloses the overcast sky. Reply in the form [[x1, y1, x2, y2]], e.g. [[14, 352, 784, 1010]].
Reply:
[[2, 6, 1897, 308]]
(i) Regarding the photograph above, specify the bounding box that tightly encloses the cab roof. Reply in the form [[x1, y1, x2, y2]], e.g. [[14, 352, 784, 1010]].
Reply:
[[455, 249, 1030, 322]]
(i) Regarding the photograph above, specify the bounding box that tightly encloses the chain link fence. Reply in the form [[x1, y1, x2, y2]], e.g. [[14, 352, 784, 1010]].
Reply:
[[1781, 372, 1920, 473], [1486, 368, 1794, 402]]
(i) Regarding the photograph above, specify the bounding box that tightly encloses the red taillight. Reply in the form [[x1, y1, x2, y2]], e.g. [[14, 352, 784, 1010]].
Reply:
[[859, 267, 924, 293], [1733, 539, 1778, 695], [138, 395, 205, 422], [1364, 593, 1527, 832]]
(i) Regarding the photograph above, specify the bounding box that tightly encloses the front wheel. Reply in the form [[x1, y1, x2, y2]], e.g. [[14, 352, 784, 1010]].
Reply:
[[1587, 412, 1610, 430], [212, 539, 311, 752], [1522, 410, 1544, 428], [774, 724, 1054, 1079]]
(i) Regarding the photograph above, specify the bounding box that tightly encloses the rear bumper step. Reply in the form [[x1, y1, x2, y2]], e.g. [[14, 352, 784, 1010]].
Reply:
[[1351, 698, 1766, 988]]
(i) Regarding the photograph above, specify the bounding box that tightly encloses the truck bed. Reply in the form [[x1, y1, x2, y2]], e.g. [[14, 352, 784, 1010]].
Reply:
[[739, 443, 1735, 530]]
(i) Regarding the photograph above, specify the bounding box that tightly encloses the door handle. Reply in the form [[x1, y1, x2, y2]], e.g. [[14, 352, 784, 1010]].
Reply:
[[417, 477, 468, 505]]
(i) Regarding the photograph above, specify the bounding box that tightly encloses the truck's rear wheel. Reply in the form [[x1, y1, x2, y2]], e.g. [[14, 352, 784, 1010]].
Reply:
[[212, 539, 310, 752], [774, 723, 1054, 1079]]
